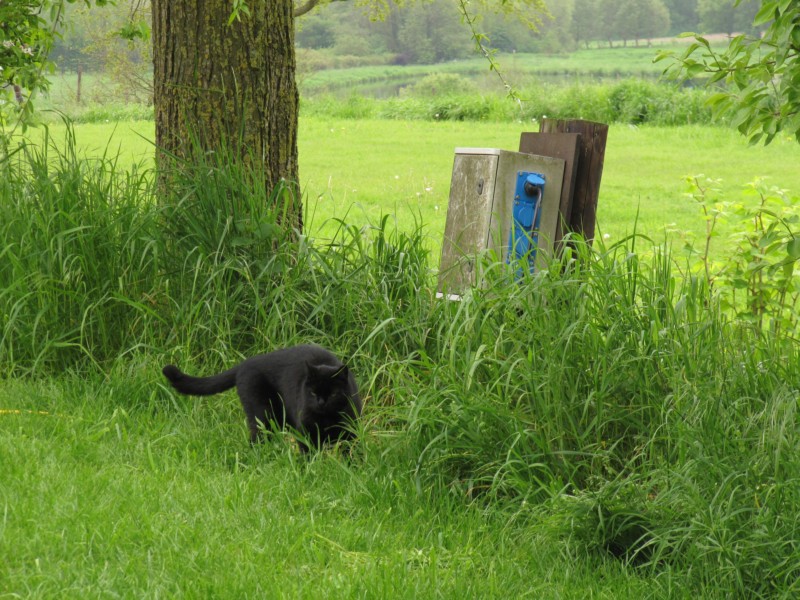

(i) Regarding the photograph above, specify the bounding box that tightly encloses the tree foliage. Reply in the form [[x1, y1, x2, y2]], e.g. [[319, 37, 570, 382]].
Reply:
[[613, 0, 671, 46], [0, 0, 108, 139], [697, 0, 758, 36], [297, 0, 555, 59], [663, 0, 698, 35], [658, 1, 800, 145], [570, 0, 672, 48], [50, 0, 152, 103], [571, 0, 597, 49]]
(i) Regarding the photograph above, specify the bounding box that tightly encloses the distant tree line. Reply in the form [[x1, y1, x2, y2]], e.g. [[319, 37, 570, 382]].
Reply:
[[297, 0, 762, 61], [571, 0, 760, 49], [47, 0, 763, 81]]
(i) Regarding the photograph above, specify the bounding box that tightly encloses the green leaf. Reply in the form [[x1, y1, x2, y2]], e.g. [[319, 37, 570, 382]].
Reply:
[[787, 237, 800, 259], [706, 92, 729, 107], [783, 261, 795, 280], [653, 51, 673, 63], [256, 222, 280, 241], [789, 26, 800, 48], [754, 2, 778, 27], [686, 63, 707, 78]]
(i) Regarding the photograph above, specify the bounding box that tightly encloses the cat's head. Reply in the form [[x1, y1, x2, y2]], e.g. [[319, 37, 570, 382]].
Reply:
[[306, 362, 360, 415]]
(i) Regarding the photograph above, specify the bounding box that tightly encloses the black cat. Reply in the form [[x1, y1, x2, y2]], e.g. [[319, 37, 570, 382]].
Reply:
[[162, 344, 361, 452]]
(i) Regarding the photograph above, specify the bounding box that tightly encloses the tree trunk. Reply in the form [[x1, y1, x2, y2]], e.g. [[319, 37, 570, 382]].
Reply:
[[151, 0, 302, 232]]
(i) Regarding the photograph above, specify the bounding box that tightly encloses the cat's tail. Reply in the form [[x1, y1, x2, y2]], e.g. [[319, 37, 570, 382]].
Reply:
[[162, 364, 238, 396]]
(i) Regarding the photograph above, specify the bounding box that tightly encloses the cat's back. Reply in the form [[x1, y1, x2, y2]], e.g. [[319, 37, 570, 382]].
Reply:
[[255, 343, 341, 365], [242, 344, 343, 376], [291, 343, 344, 365]]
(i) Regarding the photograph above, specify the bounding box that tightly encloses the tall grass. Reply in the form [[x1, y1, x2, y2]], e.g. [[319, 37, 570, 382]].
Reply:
[[1, 130, 798, 597], [0, 125, 158, 372]]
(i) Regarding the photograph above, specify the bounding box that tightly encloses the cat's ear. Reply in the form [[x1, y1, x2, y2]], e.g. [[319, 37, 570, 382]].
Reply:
[[308, 363, 349, 381]]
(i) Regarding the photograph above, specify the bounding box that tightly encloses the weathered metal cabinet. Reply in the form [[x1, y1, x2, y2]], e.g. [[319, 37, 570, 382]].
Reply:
[[437, 148, 565, 295]]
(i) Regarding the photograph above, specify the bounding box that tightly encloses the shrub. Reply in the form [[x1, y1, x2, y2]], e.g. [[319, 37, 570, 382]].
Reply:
[[406, 73, 478, 97], [302, 78, 714, 125]]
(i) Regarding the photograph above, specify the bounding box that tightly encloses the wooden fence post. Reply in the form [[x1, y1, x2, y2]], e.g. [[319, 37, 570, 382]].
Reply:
[[77, 64, 83, 105]]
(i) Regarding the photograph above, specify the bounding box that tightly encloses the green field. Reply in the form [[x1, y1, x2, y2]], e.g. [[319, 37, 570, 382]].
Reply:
[[46, 46, 687, 103], [300, 47, 679, 95], [28, 117, 800, 255]]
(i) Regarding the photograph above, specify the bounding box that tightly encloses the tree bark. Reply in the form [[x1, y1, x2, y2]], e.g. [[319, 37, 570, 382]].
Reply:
[[151, 0, 302, 231]]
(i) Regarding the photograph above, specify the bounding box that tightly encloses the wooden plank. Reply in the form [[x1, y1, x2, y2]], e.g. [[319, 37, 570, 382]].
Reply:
[[539, 119, 608, 244], [518, 132, 580, 248]]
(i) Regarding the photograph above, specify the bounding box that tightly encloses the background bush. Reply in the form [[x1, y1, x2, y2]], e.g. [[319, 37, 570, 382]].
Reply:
[[301, 78, 714, 126]]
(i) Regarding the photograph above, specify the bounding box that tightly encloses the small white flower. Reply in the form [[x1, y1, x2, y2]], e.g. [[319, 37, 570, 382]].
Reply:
[[2, 40, 13, 49], [603, 233, 611, 240], [425, 187, 432, 192], [434, 205, 439, 211], [22, 45, 34, 56]]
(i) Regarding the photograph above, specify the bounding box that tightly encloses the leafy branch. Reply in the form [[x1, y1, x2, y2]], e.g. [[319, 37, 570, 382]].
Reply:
[[656, 1, 800, 145], [0, 0, 109, 146], [681, 176, 800, 339], [453, 0, 549, 105], [456, 0, 519, 100]]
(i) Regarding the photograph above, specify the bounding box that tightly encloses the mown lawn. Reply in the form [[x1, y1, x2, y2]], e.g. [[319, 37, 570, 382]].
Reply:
[[1, 376, 649, 598]]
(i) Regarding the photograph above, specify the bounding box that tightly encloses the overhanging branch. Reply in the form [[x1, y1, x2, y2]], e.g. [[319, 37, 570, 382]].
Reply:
[[294, 0, 348, 18], [294, 0, 321, 17]]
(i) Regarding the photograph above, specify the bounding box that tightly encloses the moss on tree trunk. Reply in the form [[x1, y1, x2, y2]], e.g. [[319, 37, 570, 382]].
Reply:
[[151, 0, 301, 231]]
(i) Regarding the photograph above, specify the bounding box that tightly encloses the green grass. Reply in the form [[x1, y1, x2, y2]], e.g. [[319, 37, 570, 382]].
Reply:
[[0, 375, 651, 598], [42, 71, 114, 107], [300, 119, 800, 250], [46, 47, 691, 104], [301, 78, 713, 127], [4, 41, 800, 597], [20, 117, 800, 256], [1, 127, 799, 597]]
